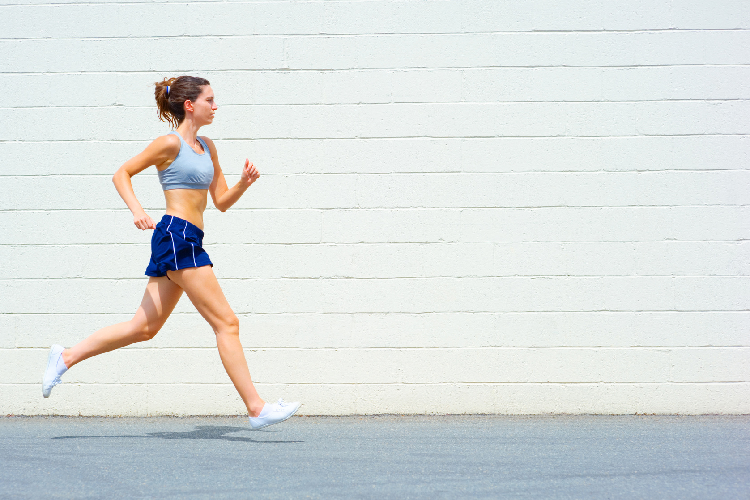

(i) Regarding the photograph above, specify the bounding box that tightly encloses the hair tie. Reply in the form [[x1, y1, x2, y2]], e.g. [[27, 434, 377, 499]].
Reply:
[[166, 85, 170, 96]]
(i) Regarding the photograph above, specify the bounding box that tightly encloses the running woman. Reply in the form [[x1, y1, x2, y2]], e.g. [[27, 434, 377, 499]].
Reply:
[[41, 76, 300, 430]]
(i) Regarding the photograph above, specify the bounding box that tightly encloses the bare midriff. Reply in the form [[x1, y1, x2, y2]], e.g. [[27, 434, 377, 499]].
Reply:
[[164, 189, 209, 230]]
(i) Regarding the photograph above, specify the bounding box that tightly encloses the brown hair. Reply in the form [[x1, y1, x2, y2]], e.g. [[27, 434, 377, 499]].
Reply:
[[154, 76, 211, 128]]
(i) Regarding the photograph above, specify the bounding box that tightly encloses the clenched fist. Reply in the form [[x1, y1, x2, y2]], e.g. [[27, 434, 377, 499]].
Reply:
[[240, 159, 260, 187], [134, 211, 156, 230]]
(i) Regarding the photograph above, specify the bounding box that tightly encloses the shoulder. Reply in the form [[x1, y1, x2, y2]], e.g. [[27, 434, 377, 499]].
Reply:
[[120, 133, 180, 175], [149, 133, 181, 157], [158, 132, 182, 151]]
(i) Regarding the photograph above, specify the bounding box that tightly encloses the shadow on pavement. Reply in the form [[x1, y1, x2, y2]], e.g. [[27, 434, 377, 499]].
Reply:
[[51, 425, 303, 443]]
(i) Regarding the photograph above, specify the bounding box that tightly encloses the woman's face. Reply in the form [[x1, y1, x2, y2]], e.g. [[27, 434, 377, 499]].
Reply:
[[187, 85, 217, 125]]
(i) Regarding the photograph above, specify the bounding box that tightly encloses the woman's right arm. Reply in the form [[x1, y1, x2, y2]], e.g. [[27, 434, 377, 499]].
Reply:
[[112, 134, 180, 230]]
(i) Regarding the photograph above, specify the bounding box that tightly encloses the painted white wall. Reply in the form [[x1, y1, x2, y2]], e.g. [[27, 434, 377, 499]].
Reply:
[[1, 0, 748, 415]]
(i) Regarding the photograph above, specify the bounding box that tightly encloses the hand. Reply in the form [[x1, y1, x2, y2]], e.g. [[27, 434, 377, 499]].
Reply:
[[240, 159, 260, 187], [134, 211, 156, 230]]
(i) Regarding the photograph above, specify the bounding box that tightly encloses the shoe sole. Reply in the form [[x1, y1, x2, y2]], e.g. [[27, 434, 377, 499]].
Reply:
[[250, 403, 301, 430], [42, 345, 62, 398]]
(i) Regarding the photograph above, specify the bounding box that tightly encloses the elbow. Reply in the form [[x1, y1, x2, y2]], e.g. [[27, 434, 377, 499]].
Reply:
[[215, 197, 228, 212]]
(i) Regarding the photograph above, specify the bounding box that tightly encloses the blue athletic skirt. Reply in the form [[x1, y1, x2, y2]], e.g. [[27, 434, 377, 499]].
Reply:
[[145, 215, 213, 279]]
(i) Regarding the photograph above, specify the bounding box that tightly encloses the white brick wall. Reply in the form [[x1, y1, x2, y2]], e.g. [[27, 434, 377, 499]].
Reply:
[[1, 0, 748, 415]]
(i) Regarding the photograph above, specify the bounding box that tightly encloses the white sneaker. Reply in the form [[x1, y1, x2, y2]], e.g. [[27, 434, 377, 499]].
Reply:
[[248, 399, 301, 430], [42, 344, 67, 398]]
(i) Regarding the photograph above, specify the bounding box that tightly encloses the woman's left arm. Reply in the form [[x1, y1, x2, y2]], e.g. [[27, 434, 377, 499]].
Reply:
[[204, 137, 260, 212]]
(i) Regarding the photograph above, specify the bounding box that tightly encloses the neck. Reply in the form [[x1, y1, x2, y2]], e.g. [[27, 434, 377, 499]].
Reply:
[[176, 120, 201, 145]]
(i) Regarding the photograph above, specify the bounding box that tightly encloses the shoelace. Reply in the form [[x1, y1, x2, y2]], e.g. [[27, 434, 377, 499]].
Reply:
[[251, 399, 289, 418], [50, 376, 62, 388]]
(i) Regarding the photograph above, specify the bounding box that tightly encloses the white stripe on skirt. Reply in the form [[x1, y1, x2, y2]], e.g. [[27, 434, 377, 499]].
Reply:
[[167, 216, 178, 270], [184, 219, 197, 266]]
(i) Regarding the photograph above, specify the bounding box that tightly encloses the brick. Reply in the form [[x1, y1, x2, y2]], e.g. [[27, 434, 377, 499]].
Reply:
[[488, 311, 750, 348], [0, 315, 18, 348], [0, 346, 681, 385], [3, 0, 748, 35], [484, 382, 750, 414], [669, 348, 750, 382], [353, 171, 750, 208], [321, 208, 462, 243], [0, 174, 359, 210], [4, 32, 750, 74], [401, 347, 672, 384], [12, 170, 748, 212], [8, 310, 750, 351], [467, 65, 750, 102], [5, 276, 748, 315], [0, 347, 405, 385], [2, 382, 747, 416], [0, 37, 284, 73], [0, 140, 150, 176], [3, 135, 746, 176], [0, 383, 151, 416], [493, 241, 750, 277], [598, 65, 750, 101], [6, 101, 750, 142], [632, 241, 750, 276], [6, 65, 750, 110], [673, 277, 750, 311], [460, 135, 750, 173], [464, 0, 750, 31], [0, 2, 468, 39], [211, 242, 495, 279], [460, 206, 750, 242], [286, 31, 750, 69], [11, 313, 212, 349], [0, 209, 321, 244]]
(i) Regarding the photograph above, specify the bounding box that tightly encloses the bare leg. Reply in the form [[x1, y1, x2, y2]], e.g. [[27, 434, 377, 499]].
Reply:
[[166, 265, 265, 417], [62, 277, 183, 368]]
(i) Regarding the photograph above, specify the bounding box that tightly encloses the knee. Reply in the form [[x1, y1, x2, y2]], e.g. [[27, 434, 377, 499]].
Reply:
[[131, 319, 161, 342], [215, 314, 240, 337]]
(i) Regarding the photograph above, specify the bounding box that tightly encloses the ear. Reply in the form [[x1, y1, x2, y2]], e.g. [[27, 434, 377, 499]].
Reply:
[[184, 100, 194, 113]]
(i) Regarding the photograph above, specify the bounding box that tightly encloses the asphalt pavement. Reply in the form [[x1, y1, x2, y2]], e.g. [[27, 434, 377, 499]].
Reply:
[[1, 415, 748, 499]]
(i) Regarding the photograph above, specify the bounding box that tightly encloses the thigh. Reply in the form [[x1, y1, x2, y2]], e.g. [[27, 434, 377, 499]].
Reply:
[[166, 266, 236, 330], [132, 276, 184, 332]]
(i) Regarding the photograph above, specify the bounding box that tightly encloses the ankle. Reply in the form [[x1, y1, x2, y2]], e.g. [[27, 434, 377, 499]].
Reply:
[[249, 401, 266, 418], [61, 349, 73, 369]]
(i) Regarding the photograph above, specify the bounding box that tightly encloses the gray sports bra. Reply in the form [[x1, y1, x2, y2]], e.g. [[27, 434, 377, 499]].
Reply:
[[158, 132, 214, 190]]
